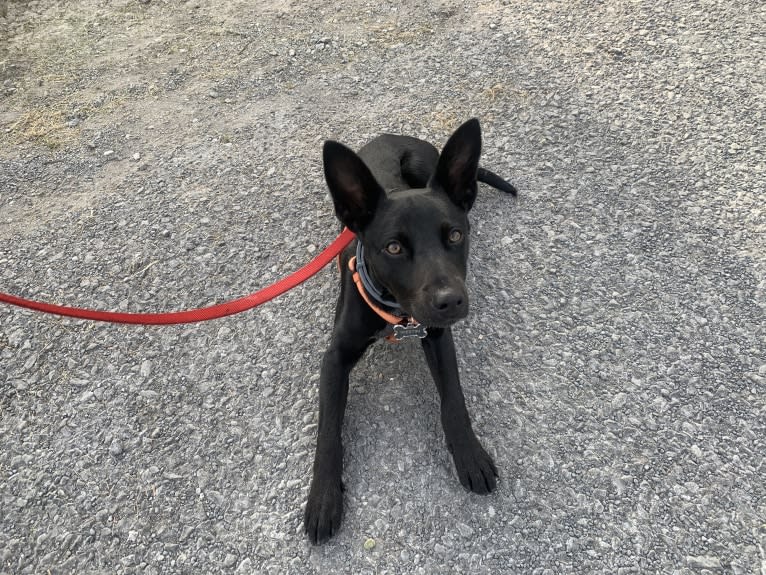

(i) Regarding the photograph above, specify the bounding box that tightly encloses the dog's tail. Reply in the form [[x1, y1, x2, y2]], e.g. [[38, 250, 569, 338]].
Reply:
[[478, 167, 517, 196]]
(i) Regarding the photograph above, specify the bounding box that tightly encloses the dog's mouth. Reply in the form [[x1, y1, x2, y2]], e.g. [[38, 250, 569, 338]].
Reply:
[[413, 308, 469, 328], [418, 316, 466, 329], [400, 292, 469, 329]]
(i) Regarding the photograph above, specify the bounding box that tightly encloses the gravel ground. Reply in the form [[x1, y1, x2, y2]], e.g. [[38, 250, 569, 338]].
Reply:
[[1, 0, 764, 573]]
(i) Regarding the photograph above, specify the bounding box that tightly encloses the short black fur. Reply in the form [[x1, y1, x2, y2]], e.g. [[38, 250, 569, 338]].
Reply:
[[305, 118, 516, 544]]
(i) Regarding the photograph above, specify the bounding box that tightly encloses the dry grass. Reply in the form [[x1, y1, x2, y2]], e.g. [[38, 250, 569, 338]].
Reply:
[[429, 109, 460, 131], [6, 93, 125, 148], [368, 22, 435, 47], [483, 83, 505, 102], [1, 2, 160, 149], [9, 107, 74, 149]]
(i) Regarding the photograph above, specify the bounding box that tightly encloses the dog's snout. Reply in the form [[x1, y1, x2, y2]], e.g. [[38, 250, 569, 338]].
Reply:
[[431, 287, 466, 313]]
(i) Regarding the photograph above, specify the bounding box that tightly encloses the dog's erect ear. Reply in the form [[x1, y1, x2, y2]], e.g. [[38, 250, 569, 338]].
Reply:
[[430, 118, 482, 211], [323, 141, 385, 232]]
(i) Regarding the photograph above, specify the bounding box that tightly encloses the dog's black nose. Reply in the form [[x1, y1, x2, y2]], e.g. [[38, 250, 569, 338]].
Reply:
[[431, 288, 466, 314]]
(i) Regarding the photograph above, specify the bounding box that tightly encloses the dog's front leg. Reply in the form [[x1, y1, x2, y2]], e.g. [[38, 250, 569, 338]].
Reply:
[[305, 334, 370, 544], [421, 327, 498, 494]]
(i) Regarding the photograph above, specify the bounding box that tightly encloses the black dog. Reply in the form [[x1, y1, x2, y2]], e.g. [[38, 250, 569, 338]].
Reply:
[[304, 118, 516, 544]]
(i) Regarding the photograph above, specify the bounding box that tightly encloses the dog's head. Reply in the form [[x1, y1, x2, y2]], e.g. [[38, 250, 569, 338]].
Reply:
[[323, 119, 483, 327]]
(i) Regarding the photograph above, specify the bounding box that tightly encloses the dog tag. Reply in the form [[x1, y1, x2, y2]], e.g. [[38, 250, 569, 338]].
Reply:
[[392, 322, 428, 340]]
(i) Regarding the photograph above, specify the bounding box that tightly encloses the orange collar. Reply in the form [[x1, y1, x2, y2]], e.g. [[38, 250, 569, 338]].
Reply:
[[347, 255, 428, 341]]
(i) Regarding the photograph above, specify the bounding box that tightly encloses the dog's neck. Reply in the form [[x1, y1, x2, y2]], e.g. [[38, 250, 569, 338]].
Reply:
[[355, 241, 403, 313]]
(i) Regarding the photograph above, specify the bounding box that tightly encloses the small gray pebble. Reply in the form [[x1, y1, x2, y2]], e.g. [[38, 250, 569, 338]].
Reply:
[[109, 439, 124, 457], [223, 553, 237, 567], [686, 555, 722, 569]]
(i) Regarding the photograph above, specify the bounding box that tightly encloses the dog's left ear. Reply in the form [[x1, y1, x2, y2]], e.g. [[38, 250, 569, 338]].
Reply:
[[430, 118, 482, 211]]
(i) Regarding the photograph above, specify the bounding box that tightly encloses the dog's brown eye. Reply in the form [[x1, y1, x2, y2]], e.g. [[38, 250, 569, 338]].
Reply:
[[448, 229, 463, 244], [385, 241, 402, 255]]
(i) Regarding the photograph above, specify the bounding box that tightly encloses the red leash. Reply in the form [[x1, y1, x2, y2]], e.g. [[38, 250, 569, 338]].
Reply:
[[0, 228, 356, 325]]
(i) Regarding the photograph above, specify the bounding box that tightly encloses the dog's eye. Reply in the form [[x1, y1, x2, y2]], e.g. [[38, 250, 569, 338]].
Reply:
[[448, 229, 463, 244], [385, 241, 402, 255]]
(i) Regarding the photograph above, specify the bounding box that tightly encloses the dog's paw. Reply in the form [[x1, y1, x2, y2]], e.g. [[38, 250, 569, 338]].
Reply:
[[451, 440, 498, 495], [304, 478, 344, 544]]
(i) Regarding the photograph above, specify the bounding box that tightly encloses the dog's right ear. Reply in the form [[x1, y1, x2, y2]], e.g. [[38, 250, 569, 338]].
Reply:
[[323, 141, 385, 233]]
